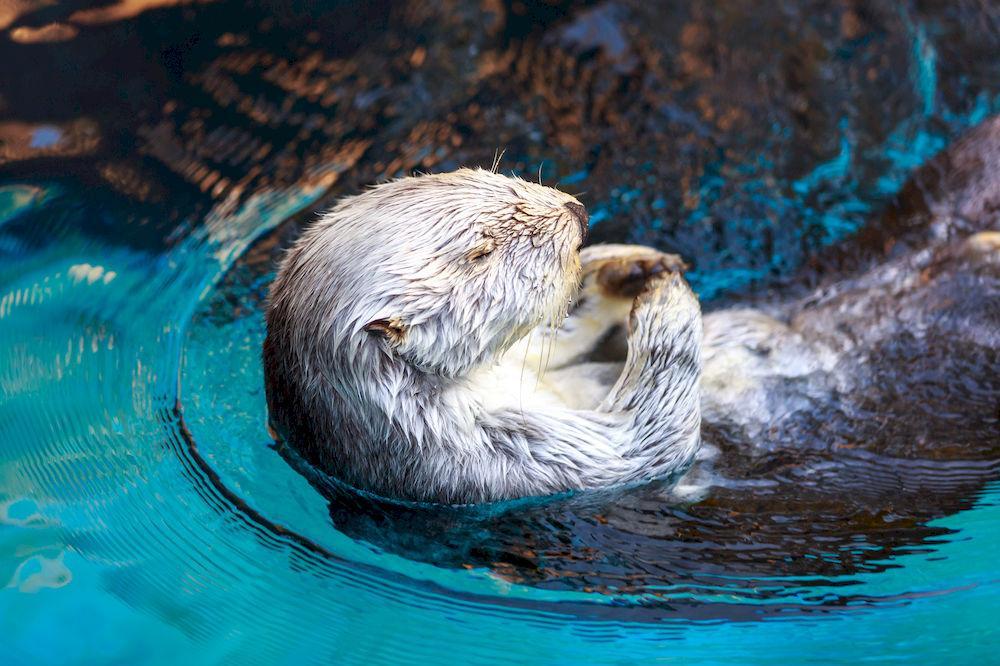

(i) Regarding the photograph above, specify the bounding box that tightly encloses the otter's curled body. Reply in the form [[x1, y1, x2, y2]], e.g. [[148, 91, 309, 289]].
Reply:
[[264, 169, 703, 503], [265, 126, 1000, 503]]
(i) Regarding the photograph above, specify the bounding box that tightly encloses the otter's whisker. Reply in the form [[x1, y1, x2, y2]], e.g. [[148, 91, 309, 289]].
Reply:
[[544, 318, 557, 375], [547, 322, 561, 373], [491, 148, 506, 174], [537, 332, 548, 386], [519, 329, 534, 425], [535, 315, 555, 387]]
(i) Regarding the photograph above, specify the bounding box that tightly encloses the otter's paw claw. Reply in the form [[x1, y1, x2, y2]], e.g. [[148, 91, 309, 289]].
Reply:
[[584, 246, 688, 299], [628, 273, 700, 335], [961, 231, 1000, 258]]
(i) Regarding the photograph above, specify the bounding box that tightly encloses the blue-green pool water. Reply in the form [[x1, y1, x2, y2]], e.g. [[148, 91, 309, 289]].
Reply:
[[2, 159, 998, 663], [2, 0, 1000, 663]]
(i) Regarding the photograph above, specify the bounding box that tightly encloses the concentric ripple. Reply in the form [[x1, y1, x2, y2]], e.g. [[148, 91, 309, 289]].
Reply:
[[2, 167, 999, 664], [183, 241, 1000, 614], [2, 0, 1000, 661]]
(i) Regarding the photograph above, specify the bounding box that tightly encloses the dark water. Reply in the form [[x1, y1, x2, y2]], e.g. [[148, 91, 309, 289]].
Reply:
[[2, 1, 999, 663]]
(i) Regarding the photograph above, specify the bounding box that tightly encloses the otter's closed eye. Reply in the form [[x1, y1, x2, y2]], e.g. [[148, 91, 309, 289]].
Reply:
[[466, 240, 496, 262], [364, 318, 406, 344]]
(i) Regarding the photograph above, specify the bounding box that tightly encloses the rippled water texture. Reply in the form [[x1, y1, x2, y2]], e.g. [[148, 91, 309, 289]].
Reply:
[[2, 1, 999, 664]]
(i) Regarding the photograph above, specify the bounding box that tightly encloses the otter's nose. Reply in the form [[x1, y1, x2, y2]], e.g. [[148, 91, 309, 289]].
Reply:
[[564, 202, 589, 243]]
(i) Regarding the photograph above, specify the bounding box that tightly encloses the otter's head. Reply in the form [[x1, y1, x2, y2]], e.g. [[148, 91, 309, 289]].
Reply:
[[268, 168, 589, 379]]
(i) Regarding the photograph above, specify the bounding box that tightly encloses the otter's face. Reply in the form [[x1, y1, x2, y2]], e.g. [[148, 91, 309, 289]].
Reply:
[[281, 168, 588, 377]]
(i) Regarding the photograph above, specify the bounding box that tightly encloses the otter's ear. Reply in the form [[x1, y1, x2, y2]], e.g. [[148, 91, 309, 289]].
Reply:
[[364, 318, 407, 345]]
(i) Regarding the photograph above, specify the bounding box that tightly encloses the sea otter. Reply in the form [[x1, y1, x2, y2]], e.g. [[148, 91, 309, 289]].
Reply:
[[265, 122, 999, 504], [264, 170, 702, 503]]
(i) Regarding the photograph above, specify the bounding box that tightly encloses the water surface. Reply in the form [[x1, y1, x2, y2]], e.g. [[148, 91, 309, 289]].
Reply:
[[1, 1, 999, 663]]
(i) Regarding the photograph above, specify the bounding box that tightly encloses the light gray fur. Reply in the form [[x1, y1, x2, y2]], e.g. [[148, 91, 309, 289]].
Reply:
[[265, 161, 1000, 504], [265, 169, 703, 504]]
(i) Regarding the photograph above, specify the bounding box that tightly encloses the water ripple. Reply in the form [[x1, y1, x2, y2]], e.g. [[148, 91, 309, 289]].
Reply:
[[1, 0, 999, 661]]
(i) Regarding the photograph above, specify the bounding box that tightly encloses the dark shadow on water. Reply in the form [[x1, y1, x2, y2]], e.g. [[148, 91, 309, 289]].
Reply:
[[269, 429, 994, 606]]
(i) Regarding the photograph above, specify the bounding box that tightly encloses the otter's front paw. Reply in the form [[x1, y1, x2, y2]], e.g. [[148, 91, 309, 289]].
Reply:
[[628, 273, 701, 339], [580, 244, 688, 299]]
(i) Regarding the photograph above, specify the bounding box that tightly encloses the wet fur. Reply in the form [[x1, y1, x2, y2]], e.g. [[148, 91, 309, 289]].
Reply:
[[266, 120, 1000, 504], [265, 169, 702, 503]]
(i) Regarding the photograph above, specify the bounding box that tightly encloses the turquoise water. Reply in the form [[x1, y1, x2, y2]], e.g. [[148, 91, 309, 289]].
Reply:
[[2, 160, 998, 663], [3, 0, 1000, 662]]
